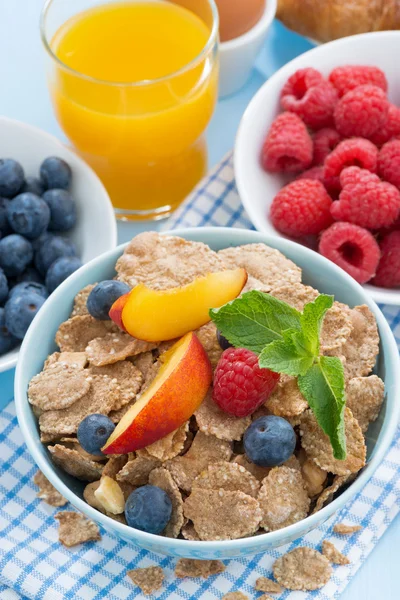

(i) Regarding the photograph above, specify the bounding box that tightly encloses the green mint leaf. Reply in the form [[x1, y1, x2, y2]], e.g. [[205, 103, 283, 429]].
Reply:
[[298, 355, 346, 460], [259, 329, 314, 376], [300, 294, 334, 355], [209, 290, 301, 354]]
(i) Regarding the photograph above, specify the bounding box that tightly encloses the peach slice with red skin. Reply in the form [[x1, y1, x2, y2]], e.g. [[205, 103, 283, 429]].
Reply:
[[102, 332, 212, 454], [109, 268, 247, 342]]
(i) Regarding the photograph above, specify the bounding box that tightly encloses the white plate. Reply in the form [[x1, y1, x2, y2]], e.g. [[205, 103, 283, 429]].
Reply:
[[235, 31, 400, 305], [0, 117, 117, 372]]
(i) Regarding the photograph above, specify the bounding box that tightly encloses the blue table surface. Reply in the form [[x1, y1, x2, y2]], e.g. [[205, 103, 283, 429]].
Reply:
[[0, 3, 398, 597]]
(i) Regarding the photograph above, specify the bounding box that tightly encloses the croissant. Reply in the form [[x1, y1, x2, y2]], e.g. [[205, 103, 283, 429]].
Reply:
[[276, 0, 400, 43]]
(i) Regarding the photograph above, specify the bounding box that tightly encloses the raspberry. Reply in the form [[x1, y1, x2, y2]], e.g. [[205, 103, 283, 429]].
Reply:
[[312, 128, 341, 165], [323, 138, 378, 193], [281, 68, 338, 129], [332, 166, 400, 229], [371, 231, 400, 288], [329, 65, 388, 98], [270, 179, 333, 237], [295, 166, 324, 183], [378, 139, 400, 188], [213, 348, 279, 418], [319, 222, 380, 284], [334, 85, 389, 139], [370, 104, 400, 146], [261, 112, 313, 173]]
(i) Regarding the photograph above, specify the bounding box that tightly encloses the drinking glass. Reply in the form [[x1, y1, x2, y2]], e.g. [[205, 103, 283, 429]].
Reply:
[[40, 0, 219, 220]]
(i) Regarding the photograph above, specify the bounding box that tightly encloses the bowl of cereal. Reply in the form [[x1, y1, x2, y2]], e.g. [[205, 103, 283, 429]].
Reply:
[[0, 117, 117, 372], [15, 228, 400, 561], [234, 31, 400, 304]]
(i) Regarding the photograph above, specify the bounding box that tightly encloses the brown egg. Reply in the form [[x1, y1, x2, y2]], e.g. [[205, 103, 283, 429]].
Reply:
[[216, 0, 266, 42]]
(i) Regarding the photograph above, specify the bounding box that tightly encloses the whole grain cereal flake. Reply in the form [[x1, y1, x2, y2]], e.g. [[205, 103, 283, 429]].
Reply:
[[28, 364, 91, 411], [48, 445, 104, 482], [221, 593, 249, 600], [195, 391, 251, 441], [312, 475, 350, 513], [218, 243, 302, 291], [300, 407, 366, 475], [55, 511, 101, 547], [131, 352, 159, 388], [71, 284, 97, 317], [333, 523, 362, 535], [273, 547, 332, 591], [127, 566, 164, 596], [89, 361, 143, 409], [55, 315, 116, 352], [39, 374, 120, 436], [45, 352, 88, 370], [254, 576, 282, 594], [322, 540, 350, 565], [33, 470, 68, 507], [101, 455, 128, 479], [346, 375, 385, 433], [175, 558, 225, 579], [116, 232, 227, 290], [183, 488, 262, 541], [258, 466, 310, 531], [195, 322, 223, 369], [301, 458, 328, 498], [148, 468, 184, 538], [266, 375, 308, 418], [137, 421, 189, 462], [86, 332, 157, 367], [181, 521, 200, 540], [232, 454, 271, 481], [192, 461, 260, 498], [117, 455, 161, 486]]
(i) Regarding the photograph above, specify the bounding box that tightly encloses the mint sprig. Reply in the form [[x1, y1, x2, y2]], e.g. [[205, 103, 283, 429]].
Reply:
[[210, 291, 347, 460]]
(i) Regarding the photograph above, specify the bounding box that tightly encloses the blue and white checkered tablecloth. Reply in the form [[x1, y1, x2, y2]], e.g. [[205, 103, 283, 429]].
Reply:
[[0, 153, 400, 600]]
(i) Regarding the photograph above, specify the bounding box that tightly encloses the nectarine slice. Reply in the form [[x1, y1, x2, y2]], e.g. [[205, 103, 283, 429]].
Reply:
[[112, 268, 247, 342], [102, 332, 212, 454]]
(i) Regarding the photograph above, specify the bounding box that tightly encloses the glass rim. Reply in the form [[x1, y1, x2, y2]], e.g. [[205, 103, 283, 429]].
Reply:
[[40, 0, 219, 87]]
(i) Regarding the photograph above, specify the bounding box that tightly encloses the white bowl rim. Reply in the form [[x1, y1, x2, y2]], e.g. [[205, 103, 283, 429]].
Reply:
[[0, 116, 117, 373], [219, 0, 277, 52], [15, 226, 400, 554], [234, 30, 400, 306]]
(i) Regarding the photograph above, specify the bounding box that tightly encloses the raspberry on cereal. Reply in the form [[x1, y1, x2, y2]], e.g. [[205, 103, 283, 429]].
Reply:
[[332, 166, 400, 230], [329, 65, 388, 98], [271, 180, 333, 237], [295, 166, 324, 184], [261, 112, 313, 173], [280, 68, 338, 129], [370, 104, 400, 146], [318, 222, 380, 283], [312, 128, 341, 166], [371, 231, 400, 288], [334, 85, 389, 139], [323, 138, 378, 193], [378, 139, 400, 189]]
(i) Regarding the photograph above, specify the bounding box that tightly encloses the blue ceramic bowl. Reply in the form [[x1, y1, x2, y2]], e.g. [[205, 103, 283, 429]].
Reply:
[[15, 228, 400, 559]]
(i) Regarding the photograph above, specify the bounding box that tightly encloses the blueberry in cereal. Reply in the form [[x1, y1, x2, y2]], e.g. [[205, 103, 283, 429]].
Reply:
[[77, 414, 115, 456], [125, 485, 172, 534], [244, 416, 296, 467], [87, 280, 130, 320]]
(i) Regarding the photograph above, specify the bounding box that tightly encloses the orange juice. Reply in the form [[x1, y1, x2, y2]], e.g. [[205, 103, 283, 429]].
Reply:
[[48, 1, 218, 218]]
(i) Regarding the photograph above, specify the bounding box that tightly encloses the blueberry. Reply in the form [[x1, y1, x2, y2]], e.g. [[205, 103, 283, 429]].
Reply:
[[34, 235, 76, 275], [217, 330, 233, 350], [0, 159, 24, 198], [0, 269, 8, 304], [244, 415, 296, 467], [0, 198, 11, 236], [43, 189, 77, 232], [45, 256, 82, 293], [125, 486, 172, 534], [15, 266, 43, 285], [0, 307, 18, 355], [4, 291, 45, 339], [7, 193, 50, 240], [40, 157, 71, 190], [87, 280, 130, 320], [77, 414, 115, 456], [21, 176, 45, 196], [0, 234, 33, 277], [9, 281, 48, 301]]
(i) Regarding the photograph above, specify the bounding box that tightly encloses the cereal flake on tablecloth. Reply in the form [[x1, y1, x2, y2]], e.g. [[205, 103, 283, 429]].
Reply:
[[127, 566, 164, 596], [333, 523, 362, 535], [322, 540, 350, 565], [273, 547, 332, 590], [254, 576, 282, 594], [55, 511, 101, 547], [33, 470, 68, 507], [174, 558, 225, 579], [221, 593, 249, 600]]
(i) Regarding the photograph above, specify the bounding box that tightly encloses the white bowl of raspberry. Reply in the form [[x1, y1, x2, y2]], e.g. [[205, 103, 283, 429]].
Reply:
[[235, 31, 400, 304]]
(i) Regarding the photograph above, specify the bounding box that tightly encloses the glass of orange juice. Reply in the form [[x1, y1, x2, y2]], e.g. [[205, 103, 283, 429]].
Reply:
[[40, 0, 219, 220]]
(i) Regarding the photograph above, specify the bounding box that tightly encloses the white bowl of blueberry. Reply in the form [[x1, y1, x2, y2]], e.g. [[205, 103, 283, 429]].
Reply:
[[0, 117, 117, 372]]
